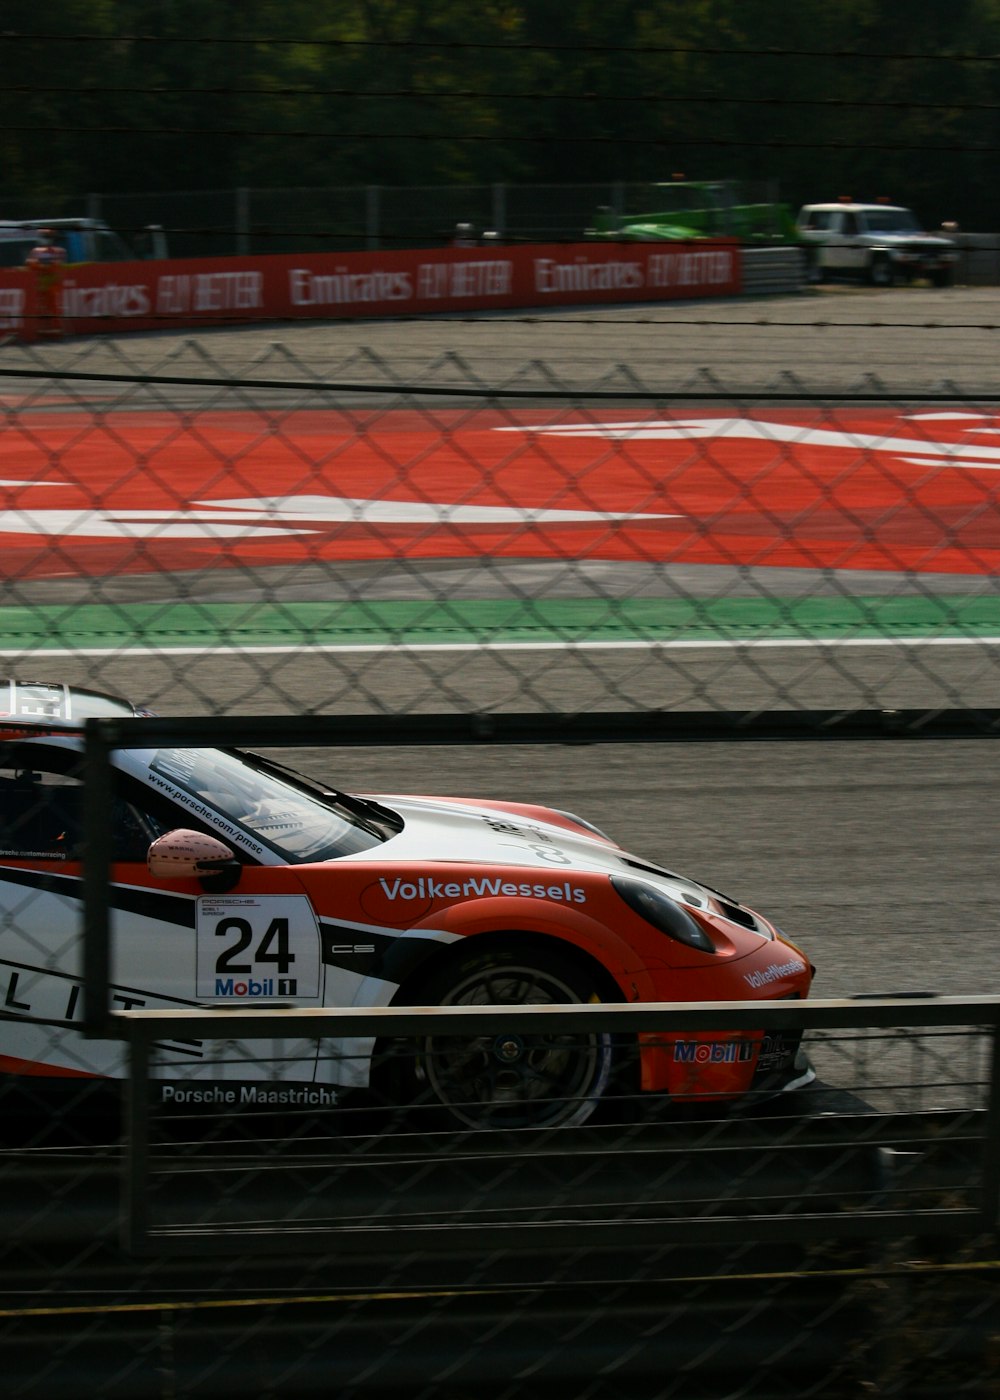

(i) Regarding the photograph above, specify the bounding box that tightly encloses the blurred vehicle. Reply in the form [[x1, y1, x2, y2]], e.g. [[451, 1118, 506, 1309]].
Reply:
[[796, 200, 958, 286], [589, 178, 800, 244], [0, 218, 167, 268]]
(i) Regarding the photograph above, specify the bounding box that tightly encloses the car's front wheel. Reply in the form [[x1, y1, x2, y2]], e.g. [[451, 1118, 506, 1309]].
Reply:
[[803, 248, 825, 284], [869, 253, 895, 287], [383, 944, 620, 1130]]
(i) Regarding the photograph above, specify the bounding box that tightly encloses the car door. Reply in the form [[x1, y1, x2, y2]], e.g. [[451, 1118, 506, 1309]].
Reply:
[[822, 211, 861, 273], [0, 748, 327, 1087]]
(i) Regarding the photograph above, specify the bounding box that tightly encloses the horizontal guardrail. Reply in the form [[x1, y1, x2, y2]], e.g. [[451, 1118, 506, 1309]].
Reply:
[[115, 995, 1000, 1255]]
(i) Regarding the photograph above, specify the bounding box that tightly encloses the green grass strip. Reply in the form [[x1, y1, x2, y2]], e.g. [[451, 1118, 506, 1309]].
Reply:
[[3, 596, 1000, 649]]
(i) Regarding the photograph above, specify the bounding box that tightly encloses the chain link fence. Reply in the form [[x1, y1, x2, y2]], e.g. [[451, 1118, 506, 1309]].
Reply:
[[4, 996, 1000, 1398], [2, 340, 1000, 720], [3, 336, 1000, 1396]]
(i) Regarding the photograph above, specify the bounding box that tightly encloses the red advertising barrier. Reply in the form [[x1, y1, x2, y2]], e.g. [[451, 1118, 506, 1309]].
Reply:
[[2, 240, 741, 342]]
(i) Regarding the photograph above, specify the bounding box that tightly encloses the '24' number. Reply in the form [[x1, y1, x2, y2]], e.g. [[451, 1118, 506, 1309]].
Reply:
[[214, 917, 294, 976]]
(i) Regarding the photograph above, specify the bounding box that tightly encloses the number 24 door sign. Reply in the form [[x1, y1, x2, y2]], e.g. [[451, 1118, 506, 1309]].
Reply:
[[195, 895, 322, 1000]]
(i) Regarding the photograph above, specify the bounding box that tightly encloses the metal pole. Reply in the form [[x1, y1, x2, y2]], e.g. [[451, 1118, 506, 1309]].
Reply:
[[236, 187, 250, 255], [366, 186, 380, 250], [122, 1030, 151, 1253], [982, 1015, 1000, 1228], [492, 183, 506, 240], [82, 718, 114, 1035]]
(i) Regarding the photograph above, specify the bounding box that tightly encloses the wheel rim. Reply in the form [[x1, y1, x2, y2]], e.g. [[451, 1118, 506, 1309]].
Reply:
[[418, 962, 612, 1129]]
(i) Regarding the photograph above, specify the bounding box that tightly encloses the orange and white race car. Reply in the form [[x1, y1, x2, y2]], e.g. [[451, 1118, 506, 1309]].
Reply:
[[0, 680, 814, 1129]]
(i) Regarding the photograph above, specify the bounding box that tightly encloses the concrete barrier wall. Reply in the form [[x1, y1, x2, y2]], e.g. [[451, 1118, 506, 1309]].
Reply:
[[953, 232, 1000, 285], [741, 245, 807, 295]]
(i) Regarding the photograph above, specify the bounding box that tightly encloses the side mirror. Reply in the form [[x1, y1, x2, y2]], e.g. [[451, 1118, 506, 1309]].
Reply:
[[148, 828, 241, 890]]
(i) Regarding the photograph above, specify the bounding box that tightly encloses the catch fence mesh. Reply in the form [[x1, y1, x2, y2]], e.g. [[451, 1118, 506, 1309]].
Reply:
[[2, 337, 1000, 1397], [1, 339, 999, 720]]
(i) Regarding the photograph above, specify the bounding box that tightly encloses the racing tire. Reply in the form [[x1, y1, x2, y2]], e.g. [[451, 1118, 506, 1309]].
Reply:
[[931, 267, 954, 288], [869, 254, 895, 287], [378, 944, 622, 1131]]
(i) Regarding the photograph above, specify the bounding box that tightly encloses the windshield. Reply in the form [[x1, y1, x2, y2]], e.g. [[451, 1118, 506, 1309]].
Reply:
[[863, 209, 922, 234], [145, 746, 389, 862]]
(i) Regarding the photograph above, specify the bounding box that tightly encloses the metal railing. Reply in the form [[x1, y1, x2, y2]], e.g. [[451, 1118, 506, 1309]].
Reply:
[[1, 180, 790, 256], [115, 995, 1000, 1255]]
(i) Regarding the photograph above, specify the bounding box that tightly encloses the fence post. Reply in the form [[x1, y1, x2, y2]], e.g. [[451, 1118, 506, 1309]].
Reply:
[[491, 183, 506, 240], [612, 181, 625, 224], [82, 716, 114, 1036], [366, 186, 380, 249], [984, 1016, 1000, 1228], [122, 1028, 152, 1253], [236, 187, 250, 255]]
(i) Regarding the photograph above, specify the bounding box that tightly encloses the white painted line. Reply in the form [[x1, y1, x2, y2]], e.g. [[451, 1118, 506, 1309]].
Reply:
[[1, 636, 998, 659]]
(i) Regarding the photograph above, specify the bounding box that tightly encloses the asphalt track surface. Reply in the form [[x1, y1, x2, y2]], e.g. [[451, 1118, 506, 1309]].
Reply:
[[3, 283, 1000, 1003]]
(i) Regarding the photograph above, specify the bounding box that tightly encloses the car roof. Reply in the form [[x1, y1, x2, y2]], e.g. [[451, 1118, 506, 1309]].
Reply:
[[0, 679, 147, 736]]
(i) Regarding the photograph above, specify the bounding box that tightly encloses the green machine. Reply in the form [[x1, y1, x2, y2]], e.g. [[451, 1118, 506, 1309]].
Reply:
[[589, 180, 800, 244]]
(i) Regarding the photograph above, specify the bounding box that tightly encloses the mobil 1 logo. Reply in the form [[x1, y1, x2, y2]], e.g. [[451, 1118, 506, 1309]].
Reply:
[[196, 895, 321, 1000]]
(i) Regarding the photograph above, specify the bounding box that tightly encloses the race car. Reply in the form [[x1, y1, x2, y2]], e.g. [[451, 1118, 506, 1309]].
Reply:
[[0, 679, 815, 1129]]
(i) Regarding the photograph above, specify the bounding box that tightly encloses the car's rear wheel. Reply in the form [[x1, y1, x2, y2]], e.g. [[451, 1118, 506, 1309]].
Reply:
[[382, 945, 619, 1130]]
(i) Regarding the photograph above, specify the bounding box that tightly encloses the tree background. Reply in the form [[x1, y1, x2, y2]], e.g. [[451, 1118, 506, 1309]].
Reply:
[[2, 0, 999, 227]]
